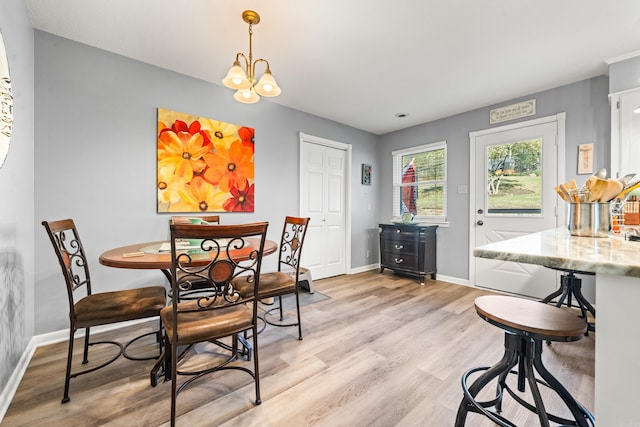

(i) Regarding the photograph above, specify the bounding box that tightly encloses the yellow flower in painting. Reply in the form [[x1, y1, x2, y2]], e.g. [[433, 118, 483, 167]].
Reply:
[[202, 140, 254, 192], [168, 176, 229, 212], [157, 165, 188, 205], [200, 119, 240, 150], [157, 130, 209, 181]]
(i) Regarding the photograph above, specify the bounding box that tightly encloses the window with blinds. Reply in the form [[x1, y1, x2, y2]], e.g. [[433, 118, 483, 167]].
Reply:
[[392, 141, 447, 222]]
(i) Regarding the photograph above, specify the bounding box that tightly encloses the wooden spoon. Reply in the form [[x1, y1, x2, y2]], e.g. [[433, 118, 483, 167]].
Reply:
[[601, 179, 624, 202], [582, 176, 597, 202], [555, 185, 571, 203], [588, 177, 608, 202]]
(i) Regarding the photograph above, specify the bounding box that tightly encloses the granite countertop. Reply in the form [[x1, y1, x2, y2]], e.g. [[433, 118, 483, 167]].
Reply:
[[473, 228, 640, 277]]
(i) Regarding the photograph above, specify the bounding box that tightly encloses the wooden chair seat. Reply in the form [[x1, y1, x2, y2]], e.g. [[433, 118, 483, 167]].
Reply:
[[74, 286, 166, 328], [474, 295, 587, 342]]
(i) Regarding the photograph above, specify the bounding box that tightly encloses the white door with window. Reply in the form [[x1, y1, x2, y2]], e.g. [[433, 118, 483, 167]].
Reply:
[[470, 114, 564, 298], [300, 133, 350, 280]]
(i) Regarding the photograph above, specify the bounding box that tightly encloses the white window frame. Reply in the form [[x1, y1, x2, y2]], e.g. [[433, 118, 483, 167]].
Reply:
[[392, 141, 448, 225]]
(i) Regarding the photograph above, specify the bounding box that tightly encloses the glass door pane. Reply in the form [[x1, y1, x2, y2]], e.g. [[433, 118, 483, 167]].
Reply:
[[486, 138, 542, 215]]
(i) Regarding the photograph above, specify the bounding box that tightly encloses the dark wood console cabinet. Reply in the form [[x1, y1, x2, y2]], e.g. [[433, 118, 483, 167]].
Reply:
[[379, 223, 437, 285]]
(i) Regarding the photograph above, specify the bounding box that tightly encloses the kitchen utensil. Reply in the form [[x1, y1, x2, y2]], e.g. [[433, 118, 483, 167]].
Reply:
[[600, 178, 624, 202], [583, 176, 607, 202], [555, 185, 571, 203], [589, 177, 609, 202], [615, 181, 640, 202], [561, 183, 580, 202], [594, 167, 607, 179], [623, 174, 640, 191], [568, 187, 590, 203], [619, 173, 637, 186]]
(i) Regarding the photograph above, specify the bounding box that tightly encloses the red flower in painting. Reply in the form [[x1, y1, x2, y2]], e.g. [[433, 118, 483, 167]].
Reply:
[[237, 126, 255, 152], [223, 181, 255, 212], [164, 119, 213, 147]]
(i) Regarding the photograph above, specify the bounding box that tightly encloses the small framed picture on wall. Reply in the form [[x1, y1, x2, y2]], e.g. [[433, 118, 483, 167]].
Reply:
[[578, 143, 594, 174], [361, 164, 372, 185]]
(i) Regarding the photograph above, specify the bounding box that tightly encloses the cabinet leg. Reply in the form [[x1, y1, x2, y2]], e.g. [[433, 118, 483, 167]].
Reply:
[[379, 267, 384, 274]]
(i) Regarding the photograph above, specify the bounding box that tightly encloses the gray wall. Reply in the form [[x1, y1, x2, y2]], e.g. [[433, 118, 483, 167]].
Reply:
[[0, 0, 35, 400], [608, 55, 640, 94], [34, 31, 379, 334], [378, 76, 610, 281]]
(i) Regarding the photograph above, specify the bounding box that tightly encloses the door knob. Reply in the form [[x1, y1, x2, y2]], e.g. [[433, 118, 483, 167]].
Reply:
[[477, 220, 484, 226]]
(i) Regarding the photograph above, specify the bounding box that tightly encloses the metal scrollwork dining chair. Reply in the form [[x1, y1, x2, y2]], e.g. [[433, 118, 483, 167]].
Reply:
[[162, 221, 268, 425], [41, 219, 166, 404], [234, 216, 310, 340]]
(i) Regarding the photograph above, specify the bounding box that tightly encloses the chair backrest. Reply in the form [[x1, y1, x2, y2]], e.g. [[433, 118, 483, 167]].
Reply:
[[41, 219, 92, 311], [170, 215, 220, 225], [168, 221, 269, 322], [277, 216, 310, 276]]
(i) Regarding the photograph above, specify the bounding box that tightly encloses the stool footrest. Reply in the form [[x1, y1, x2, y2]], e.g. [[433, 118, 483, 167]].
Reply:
[[455, 333, 594, 427]]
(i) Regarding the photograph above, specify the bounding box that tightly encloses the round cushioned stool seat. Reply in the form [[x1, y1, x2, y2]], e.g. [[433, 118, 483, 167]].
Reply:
[[455, 295, 594, 427]]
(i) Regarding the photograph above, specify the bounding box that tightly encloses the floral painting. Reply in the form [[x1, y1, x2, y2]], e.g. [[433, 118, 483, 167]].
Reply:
[[157, 108, 255, 212]]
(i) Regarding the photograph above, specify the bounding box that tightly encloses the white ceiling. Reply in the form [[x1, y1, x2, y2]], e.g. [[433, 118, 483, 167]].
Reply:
[[24, 0, 640, 135]]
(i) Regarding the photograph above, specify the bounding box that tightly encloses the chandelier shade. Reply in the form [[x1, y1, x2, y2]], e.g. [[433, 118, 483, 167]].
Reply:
[[222, 61, 251, 90], [233, 87, 260, 104], [222, 10, 281, 104], [255, 70, 281, 97]]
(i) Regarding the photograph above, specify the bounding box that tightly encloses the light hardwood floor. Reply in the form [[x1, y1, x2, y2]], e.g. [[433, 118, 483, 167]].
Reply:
[[3, 271, 594, 426]]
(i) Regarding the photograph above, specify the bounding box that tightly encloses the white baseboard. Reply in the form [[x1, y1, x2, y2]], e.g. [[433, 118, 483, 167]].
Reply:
[[434, 274, 469, 287], [348, 263, 379, 274], [0, 318, 153, 424], [0, 339, 37, 423]]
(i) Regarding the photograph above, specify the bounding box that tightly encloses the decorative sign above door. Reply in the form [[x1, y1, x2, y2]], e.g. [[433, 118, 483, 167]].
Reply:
[[489, 99, 536, 124]]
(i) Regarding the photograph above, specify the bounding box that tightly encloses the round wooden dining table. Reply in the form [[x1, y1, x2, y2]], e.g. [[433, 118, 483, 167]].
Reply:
[[100, 238, 277, 269], [99, 238, 278, 282]]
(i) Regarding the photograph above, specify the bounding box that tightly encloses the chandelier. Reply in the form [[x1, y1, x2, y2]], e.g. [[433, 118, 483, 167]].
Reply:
[[222, 10, 281, 104]]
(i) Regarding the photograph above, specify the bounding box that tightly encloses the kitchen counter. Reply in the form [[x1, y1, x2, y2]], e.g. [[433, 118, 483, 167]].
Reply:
[[473, 227, 640, 426], [474, 227, 640, 277]]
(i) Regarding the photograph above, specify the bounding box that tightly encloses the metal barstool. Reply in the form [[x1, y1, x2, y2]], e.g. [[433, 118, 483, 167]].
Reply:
[[455, 295, 594, 427], [541, 268, 595, 334]]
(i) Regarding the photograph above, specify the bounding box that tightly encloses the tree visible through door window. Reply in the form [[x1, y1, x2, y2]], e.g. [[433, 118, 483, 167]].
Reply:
[[486, 138, 542, 214], [392, 141, 447, 221]]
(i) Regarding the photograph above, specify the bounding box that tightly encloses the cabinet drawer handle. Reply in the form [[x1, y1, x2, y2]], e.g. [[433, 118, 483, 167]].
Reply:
[[394, 244, 404, 249], [394, 258, 404, 264]]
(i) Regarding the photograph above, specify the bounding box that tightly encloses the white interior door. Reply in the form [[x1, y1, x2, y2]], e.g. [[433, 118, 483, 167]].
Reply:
[[300, 134, 349, 280], [470, 115, 564, 298]]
